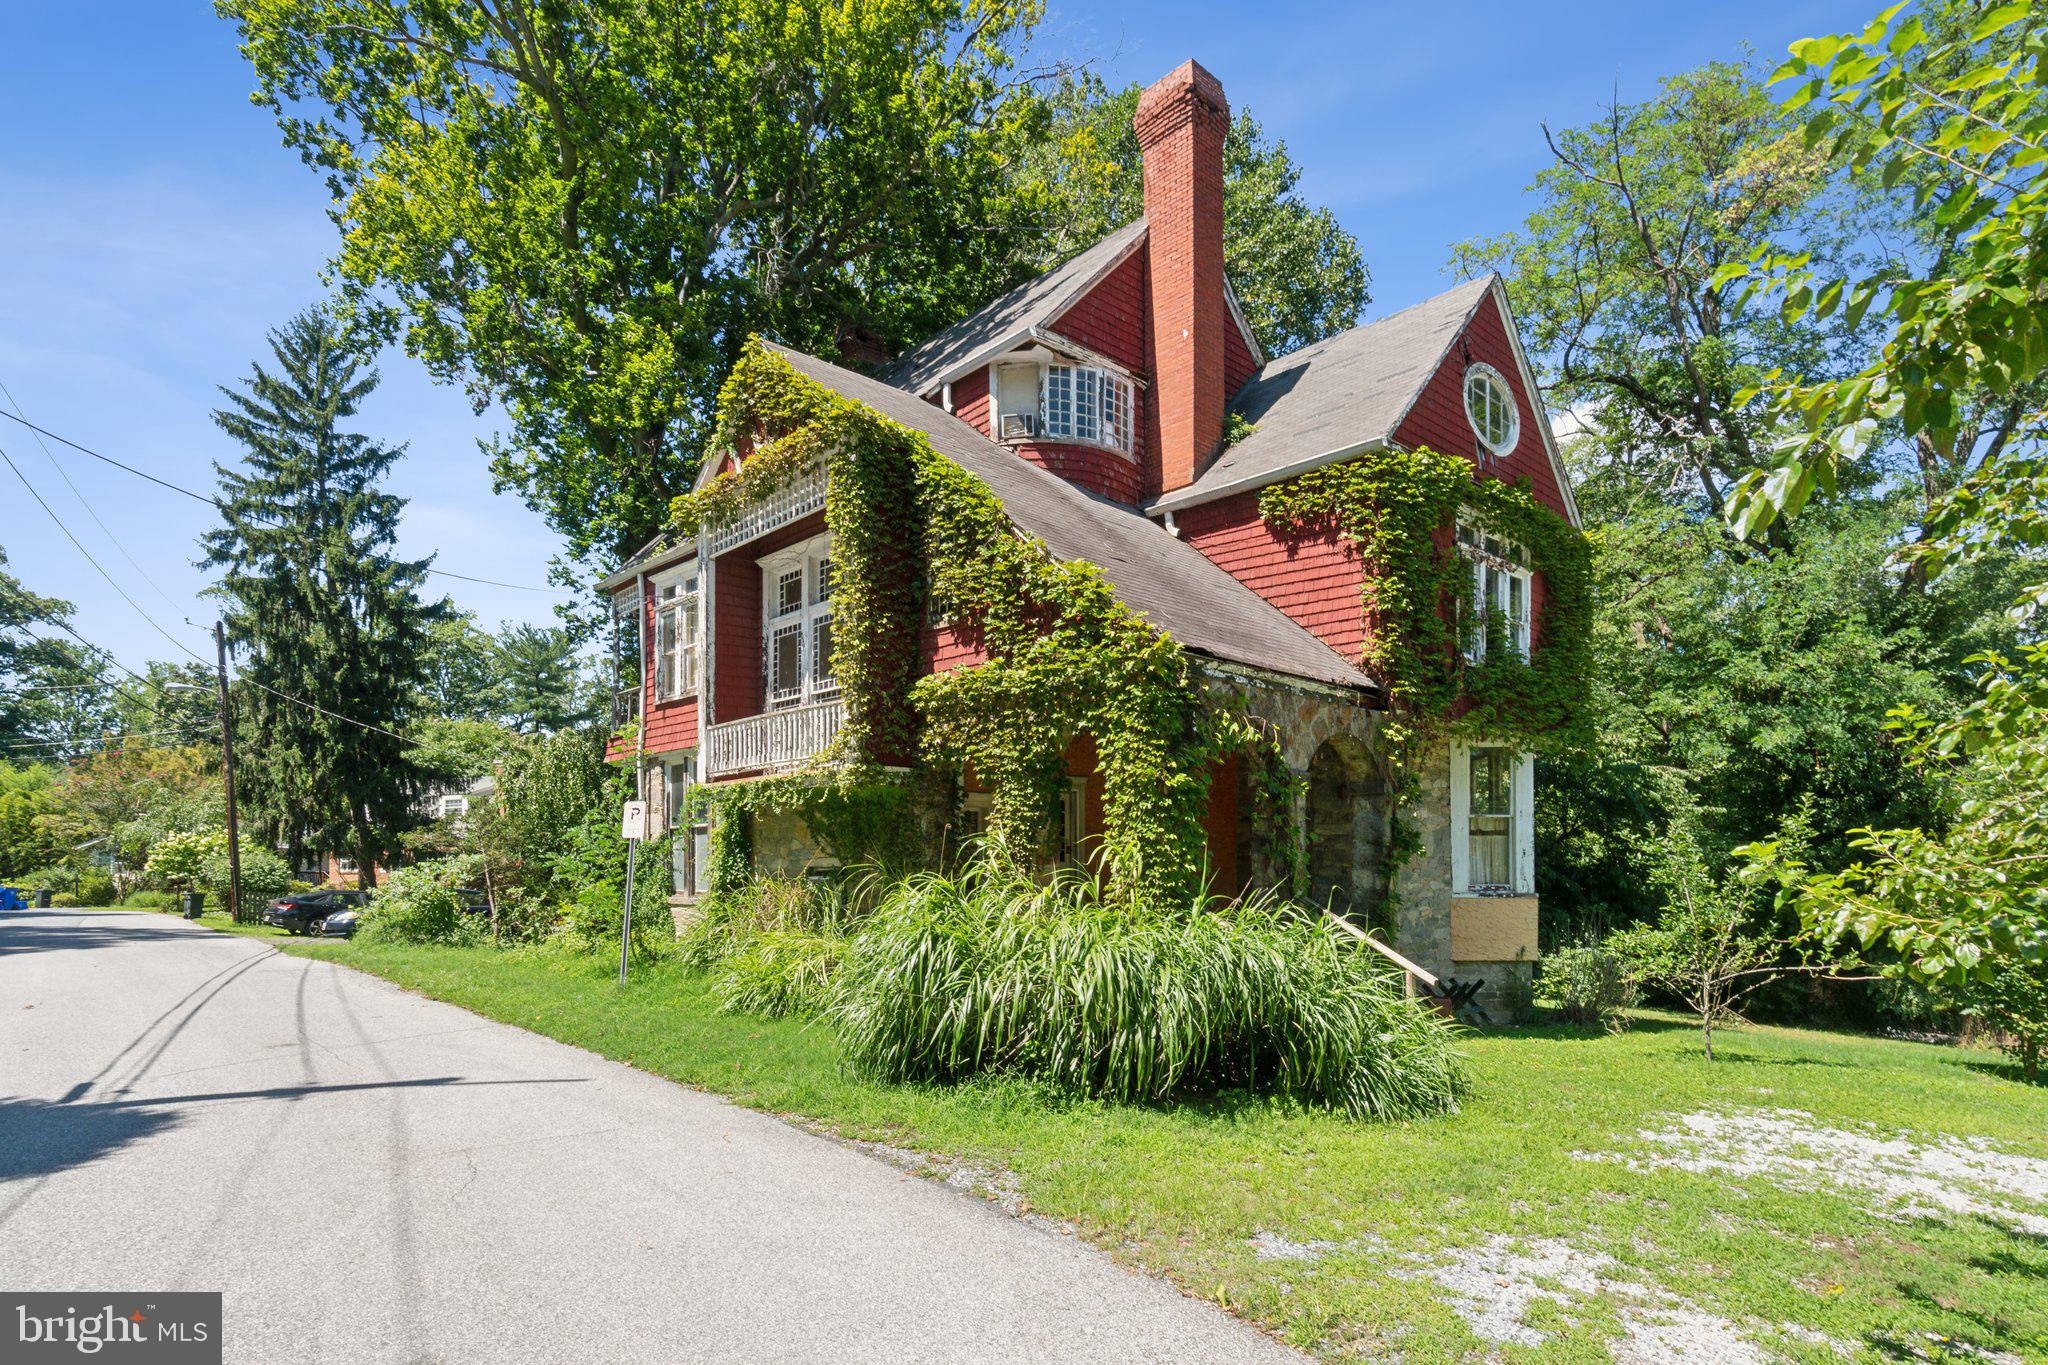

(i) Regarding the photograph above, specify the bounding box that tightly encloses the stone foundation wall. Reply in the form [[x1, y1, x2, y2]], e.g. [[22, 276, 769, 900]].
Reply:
[[749, 809, 836, 880], [1199, 670, 1456, 982]]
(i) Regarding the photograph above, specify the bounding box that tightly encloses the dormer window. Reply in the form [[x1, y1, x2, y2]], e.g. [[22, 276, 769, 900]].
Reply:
[[992, 357, 1135, 454], [1041, 365, 1133, 450]]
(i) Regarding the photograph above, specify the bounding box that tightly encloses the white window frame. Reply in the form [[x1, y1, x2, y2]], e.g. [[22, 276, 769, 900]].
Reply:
[[1449, 742, 1535, 896], [1463, 362, 1520, 458], [651, 563, 701, 701], [436, 794, 469, 820], [1040, 364, 1134, 452], [759, 533, 837, 711], [1458, 524, 1533, 664]]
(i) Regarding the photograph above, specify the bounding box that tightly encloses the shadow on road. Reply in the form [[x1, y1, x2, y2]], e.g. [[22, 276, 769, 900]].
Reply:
[[0, 909, 213, 957], [0, 1077, 587, 1184]]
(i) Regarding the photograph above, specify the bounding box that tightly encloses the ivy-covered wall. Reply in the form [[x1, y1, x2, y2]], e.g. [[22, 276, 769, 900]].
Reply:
[[670, 340, 1296, 901]]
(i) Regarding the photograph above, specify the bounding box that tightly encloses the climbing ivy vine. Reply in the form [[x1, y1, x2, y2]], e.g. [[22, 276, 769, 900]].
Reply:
[[671, 340, 1269, 901], [1257, 447, 1591, 752]]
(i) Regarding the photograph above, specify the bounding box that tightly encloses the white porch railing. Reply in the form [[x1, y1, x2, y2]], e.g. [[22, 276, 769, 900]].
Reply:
[[703, 464, 827, 556], [705, 698, 844, 777]]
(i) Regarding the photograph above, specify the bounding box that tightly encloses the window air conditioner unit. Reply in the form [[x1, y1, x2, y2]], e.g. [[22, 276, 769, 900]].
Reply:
[[1001, 412, 1036, 441]]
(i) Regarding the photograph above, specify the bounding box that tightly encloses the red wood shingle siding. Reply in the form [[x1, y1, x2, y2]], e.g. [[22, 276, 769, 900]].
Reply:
[[950, 366, 990, 434], [606, 560, 701, 761], [1390, 292, 1571, 522], [1174, 491, 1369, 665]]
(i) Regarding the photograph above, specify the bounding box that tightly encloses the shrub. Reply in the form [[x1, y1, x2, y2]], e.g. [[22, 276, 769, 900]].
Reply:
[[75, 872, 118, 907], [199, 845, 293, 905], [145, 829, 222, 888], [50, 891, 80, 908], [554, 870, 670, 961], [718, 929, 846, 1018], [832, 866, 1464, 1121], [22, 864, 76, 894], [678, 875, 856, 971], [357, 857, 481, 946], [123, 889, 172, 909], [1541, 942, 1638, 1030]]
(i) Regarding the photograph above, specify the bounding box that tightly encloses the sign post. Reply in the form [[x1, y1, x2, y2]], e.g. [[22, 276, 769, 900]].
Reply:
[[619, 799, 646, 985]]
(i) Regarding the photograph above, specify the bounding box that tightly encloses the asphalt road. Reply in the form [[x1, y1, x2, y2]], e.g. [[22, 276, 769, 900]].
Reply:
[[0, 908, 1300, 1364]]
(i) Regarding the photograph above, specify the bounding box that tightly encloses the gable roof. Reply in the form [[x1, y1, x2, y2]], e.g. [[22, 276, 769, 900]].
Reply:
[[1148, 276, 1581, 526], [882, 218, 1151, 396], [766, 342, 1371, 692], [1148, 276, 1493, 514]]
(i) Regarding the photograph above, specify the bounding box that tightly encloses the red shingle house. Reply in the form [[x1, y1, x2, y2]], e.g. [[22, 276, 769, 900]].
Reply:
[[600, 61, 1582, 1012]]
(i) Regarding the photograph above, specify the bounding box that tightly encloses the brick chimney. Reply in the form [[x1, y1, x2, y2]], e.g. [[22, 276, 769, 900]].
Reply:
[[1135, 59, 1229, 497]]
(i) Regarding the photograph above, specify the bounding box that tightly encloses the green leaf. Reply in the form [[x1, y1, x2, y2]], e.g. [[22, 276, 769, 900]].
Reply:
[[1973, 3, 2028, 40]]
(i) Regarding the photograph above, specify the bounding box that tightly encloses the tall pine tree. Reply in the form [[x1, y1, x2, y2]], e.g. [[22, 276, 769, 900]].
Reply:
[[491, 624, 595, 734], [204, 308, 448, 880]]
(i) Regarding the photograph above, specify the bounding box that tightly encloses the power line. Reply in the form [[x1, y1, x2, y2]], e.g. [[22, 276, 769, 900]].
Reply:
[[0, 438, 213, 665], [0, 376, 193, 620], [0, 726, 212, 755], [0, 407, 569, 594]]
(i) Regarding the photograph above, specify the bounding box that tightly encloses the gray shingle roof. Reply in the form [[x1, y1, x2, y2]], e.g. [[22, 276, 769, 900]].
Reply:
[[1148, 276, 1494, 514], [881, 218, 1150, 396], [766, 342, 1372, 692]]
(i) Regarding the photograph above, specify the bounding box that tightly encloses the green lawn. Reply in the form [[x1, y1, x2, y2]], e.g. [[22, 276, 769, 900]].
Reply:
[[148, 909, 2048, 1362]]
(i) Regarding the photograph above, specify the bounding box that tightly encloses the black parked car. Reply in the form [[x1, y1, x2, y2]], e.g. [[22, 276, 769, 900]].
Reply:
[[262, 889, 370, 935], [318, 907, 361, 938]]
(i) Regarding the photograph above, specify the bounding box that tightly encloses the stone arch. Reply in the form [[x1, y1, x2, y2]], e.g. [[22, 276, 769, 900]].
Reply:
[[1305, 734, 1390, 925]]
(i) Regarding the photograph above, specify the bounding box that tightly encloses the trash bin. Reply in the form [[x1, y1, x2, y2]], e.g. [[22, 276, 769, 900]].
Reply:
[[34, 888, 52, 909], [180, 890, 206, 919]]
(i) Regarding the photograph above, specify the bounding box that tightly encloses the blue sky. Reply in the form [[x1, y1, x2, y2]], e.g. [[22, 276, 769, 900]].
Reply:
[[0, 0, 1873, 676]]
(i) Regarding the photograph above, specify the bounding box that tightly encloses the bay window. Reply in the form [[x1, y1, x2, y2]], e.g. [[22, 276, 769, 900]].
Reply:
[[1041, 364, 1133, 449], [761, 534, 837, 710], [992, 358, 1135, 453], [1458, 525, 1532, 663]]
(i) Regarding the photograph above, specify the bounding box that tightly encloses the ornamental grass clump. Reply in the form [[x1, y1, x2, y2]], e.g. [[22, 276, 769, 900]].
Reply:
[[831, 866, 1464, 1121]]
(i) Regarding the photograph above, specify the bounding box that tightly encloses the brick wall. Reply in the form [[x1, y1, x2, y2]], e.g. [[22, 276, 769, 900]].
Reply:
[[1136, 61, 1230, 499]]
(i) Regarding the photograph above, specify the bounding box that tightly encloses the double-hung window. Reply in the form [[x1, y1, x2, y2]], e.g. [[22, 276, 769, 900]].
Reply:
[[1457, 525, 1532, 663], [652, 566, 700, 701], [1037, 364, 1135, 451], [761, 534, 837, 710], [1452, 743, 1533, 895]]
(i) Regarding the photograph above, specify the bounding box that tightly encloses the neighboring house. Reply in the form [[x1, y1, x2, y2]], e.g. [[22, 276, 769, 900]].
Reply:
[[307, 773, 498, 888], [600, 61, 1583, 1012]]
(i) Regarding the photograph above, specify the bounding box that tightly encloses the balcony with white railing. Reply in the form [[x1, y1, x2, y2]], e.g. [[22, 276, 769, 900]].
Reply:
[[703, 463, 827, 556], [704, 697, 844, 778]]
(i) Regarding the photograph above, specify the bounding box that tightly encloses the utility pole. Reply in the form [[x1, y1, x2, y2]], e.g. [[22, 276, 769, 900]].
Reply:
[[214, 620, 244, 924]]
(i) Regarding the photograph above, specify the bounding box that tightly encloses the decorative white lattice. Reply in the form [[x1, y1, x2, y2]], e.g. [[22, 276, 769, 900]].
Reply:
[[704, 465, 827, 556]]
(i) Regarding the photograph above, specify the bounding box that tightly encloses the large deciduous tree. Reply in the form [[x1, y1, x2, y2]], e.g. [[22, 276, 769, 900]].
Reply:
[[1014, 73, 1368, 357], [204, 307, 447, 879], [1451, 62, 1877, 524], [1721, 2, 2048, 1048], [221, 0, 1060, 570], [0, 550, 113, 757]]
